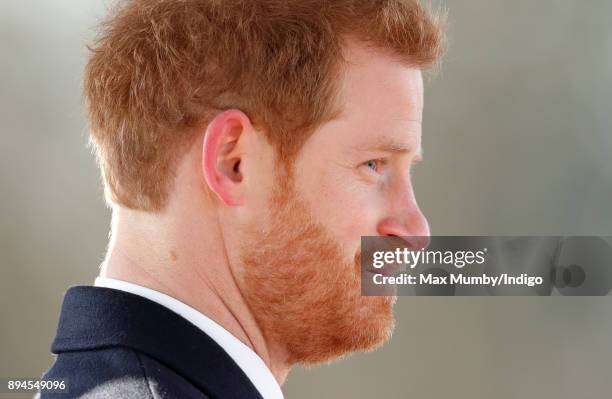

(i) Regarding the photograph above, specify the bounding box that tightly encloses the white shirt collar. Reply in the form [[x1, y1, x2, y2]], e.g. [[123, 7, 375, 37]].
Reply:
[[94, 277, 284, 399]]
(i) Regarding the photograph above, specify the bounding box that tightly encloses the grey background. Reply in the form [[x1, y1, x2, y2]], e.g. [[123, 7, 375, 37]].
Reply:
[[1, 1, 611, 398]]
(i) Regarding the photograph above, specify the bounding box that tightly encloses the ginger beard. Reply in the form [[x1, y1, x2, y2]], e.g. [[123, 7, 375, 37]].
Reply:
[[239, 167, 396, 365]]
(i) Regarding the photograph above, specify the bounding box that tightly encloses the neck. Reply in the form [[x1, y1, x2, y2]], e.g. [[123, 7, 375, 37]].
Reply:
[[99, 205, 291, 384]]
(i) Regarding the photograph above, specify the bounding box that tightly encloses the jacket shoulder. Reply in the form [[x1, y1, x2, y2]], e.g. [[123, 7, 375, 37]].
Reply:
[[40, 347, 210, 399]]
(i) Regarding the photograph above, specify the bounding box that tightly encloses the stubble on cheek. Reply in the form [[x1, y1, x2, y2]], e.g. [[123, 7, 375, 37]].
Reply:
[[238, 178, 395, 365]]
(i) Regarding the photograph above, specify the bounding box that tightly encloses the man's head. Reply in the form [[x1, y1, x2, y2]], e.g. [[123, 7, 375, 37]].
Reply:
[[86, 0, 445, 365]]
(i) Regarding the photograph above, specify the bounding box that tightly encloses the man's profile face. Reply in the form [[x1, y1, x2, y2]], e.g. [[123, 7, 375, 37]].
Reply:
[[294, 44, 429, 261], [236, 42, 429, 364]]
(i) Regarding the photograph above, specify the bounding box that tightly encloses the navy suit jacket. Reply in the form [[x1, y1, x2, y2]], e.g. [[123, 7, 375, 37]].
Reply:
[[40, 286, 264, 399]]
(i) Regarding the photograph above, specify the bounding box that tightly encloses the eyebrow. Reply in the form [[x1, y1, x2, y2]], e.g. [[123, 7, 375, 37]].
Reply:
[[355, 137, 423, 160]]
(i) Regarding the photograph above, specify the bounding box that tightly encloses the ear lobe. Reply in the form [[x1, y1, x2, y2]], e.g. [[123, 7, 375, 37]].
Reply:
[[202, 109, 251, 206]]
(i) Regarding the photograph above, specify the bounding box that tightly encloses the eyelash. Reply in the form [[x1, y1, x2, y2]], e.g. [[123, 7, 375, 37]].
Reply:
[[362, 159, 388, 173], [361, 158, 420, 176]]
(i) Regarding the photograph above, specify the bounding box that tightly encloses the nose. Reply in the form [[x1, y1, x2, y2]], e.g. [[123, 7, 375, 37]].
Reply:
[[376, 188, 430, 251]]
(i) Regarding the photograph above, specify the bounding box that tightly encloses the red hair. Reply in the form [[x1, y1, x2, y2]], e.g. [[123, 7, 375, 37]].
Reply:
[[84, 0, 446, 210]]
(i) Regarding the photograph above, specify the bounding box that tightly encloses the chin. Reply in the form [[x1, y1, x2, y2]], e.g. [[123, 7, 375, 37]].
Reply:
[[297, 296, 397, 365], [355, 296, 397, 351]]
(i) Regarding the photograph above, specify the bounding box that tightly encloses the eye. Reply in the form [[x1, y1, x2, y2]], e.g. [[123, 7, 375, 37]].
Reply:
[[362, 159, 387, 173], [365, 159, 378, 171]]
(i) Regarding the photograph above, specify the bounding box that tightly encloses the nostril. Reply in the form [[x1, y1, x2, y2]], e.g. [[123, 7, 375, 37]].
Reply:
[[376, 216, 429, 249]]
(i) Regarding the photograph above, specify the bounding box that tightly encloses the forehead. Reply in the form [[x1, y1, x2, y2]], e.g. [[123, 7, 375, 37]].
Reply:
[[303, 41, 424, 156], [336, 40, 424, 125]]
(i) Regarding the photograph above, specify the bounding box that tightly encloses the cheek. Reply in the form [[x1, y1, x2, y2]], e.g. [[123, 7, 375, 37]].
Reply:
[[338, 185, 385, 239], [302, 169, 385, 245]]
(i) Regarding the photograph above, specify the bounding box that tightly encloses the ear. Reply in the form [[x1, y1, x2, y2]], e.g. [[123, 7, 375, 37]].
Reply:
[[202, 109, 251, 206]]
